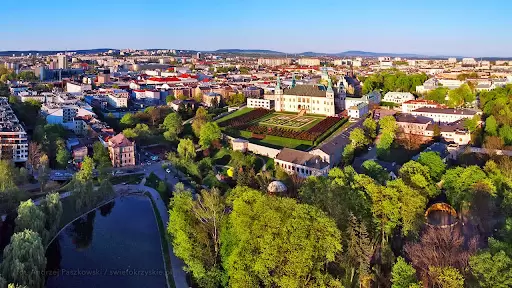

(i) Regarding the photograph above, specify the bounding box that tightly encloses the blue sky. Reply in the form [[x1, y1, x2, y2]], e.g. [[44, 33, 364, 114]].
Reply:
[[1, 0, 511, 57]]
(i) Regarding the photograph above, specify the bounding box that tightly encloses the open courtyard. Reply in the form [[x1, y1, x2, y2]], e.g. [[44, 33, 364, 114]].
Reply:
[[217, 108, 346, 150]]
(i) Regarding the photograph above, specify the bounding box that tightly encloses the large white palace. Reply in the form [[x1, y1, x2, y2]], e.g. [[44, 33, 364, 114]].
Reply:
[[274, 76, 337, 116]]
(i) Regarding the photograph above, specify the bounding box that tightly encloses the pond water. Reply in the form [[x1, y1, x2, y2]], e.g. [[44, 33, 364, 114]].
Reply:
[[45, 196, 167, 288]]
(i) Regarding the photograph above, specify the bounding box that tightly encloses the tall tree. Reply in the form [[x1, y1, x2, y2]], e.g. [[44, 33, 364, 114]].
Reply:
[[15, 200, 46, 241], [40, 192, 63, 243], [168, 187, 226, 288], [199, 122, 221, 149], [27, 142, 42, 175], [349, 128, 369, 149], [177, 139, 196, 160], [363, 118, 378, 139], [416, 151, 446, 182], [484, 115, 498, 136], [429, 266, 465, 288], [362, 160, 389, 185], [55, 146, 70, 169], [38, 154, 50, 193], [469, 239, 512, 288], [391, 257, 421, 288], [0, 230, 46, 288], [162, 113, 183, 141], [192, 107, 209, 137], [92, 141, 112, 169], [222, 187, 342, 287]]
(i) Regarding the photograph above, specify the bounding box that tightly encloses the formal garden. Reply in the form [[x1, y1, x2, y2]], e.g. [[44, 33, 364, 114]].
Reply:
[[217, 108, 347, 150]]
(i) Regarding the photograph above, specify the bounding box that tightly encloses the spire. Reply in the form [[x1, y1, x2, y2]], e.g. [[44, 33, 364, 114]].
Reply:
[[327, 77, 333, 93], [276, 75, 281, 90], [291, 73, 296, 88]]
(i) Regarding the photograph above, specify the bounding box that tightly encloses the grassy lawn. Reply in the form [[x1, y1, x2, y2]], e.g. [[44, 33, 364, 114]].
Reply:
[[215, 107, 254, 123], [258, 113, 323, 130], [145, 192, 175, 288], [239, 131, 312, 150], [110, 173, 145, 185]]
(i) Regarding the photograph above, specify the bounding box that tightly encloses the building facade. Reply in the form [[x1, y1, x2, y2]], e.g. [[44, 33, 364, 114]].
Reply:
[[383, 92, 415, 104], [0, 98, 28, 162], [247, 98, 274, 109], [108, 133, 136, 168], [274, 77, 336, 116], [274, 148, 330, 178], [257, 58, 292, 67]]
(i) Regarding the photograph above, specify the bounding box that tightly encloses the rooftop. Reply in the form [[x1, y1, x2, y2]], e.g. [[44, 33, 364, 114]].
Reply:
[[275, 148, 329, 170], [283, 85, 328, 97], [412, 107, 478, 115]]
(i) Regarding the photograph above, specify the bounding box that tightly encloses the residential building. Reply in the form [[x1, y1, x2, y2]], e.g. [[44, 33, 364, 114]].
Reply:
[[462, 58, 477, 66], [107, 94, 128, 108], [67, 82, 92, 93], [243, 86, 263, 98], [448, 58, 457, 63], [274, 148, 330, 178], [298, 58, 321, 66], [202, 92, 221, 107], [57, 55, 68, 69], [107, 133, 136, 168], [0, 97, 28, 162], [344, 91, 381, 111], [382, 92, 415, 104], [347, 102, 369, 119], [410, 107, 479, 123], [402, 99, 446, 113], [257, 58, 292, 67], [247, 98, 274, 109], [274, 77, 337, 116]]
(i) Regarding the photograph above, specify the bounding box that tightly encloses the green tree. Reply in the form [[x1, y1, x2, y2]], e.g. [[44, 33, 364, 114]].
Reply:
[[15, 200, 46, 240], [343, 144, 355, 164], [55, 147, 70, 169], [72, 156, 95, 211], [0, 230, 46, 288], [442, 166, 494, 211], [168, 187, 226, 288], [162, 113, 183, 141], [199, 122, 221, 149], [166, 94, 176, 103], [363, 118, 378, 139], [177, 139, 196, 160], [40, 192, 63, 243], [426, 87, 449, 104], [464, 115, 480, 133], [499, 125, 512, 145], [192, 107, 209, 137], [399, 160, 438, 198], [0, 160, 18, 191], [38, 154, 50, 193], [362, 160, 389, 185], [92, 141, 111, 168], [120, 113, 137, 128], [222, 186, 342, 287], [430, 266, 464, 288], [417, 151, 446, 181], [76, 156, 94, 183], [469, 239, 512, 288], [485, 115, 498, 136], [349, 128, 369, 149], [379, 116, 397, 133], [391, 257, 420, 288]]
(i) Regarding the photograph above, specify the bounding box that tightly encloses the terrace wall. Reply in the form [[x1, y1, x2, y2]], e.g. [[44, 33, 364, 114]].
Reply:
[[225, 134, 280, 158]]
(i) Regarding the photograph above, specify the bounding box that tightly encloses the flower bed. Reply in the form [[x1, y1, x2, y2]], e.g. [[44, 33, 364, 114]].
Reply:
[[246, 117, 344, 141], [218, 108, 272, 128]]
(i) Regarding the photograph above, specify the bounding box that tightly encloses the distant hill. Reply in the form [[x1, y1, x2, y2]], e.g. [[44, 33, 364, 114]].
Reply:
[[213, 49, 285, 55], [0, 48, 114, 56]]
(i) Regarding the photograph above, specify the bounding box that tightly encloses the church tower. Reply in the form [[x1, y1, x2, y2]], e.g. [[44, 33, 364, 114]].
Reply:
[[326, 78, 334, 99], [275, 75, 283, 112]]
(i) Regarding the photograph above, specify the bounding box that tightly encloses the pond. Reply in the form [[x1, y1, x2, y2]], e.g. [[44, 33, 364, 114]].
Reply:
[[45, 196, 167, 288]]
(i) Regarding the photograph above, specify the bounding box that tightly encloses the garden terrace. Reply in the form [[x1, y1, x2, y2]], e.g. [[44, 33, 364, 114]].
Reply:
[[217, 108, 272, 128]]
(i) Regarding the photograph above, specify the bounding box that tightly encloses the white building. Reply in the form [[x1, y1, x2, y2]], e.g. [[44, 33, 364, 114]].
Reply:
[[344, 91, 381, 111], [57, 55, 68, 69], [67, 82, 92, 93], [257, 58, 292, 67], [247, 98, 274, 109], [382, 92, 415, 104], [348, 102, 369, 119], [448, 57, 457, 63], [274, 78, 336, 117], [402, 99, 446, 113], [274, 148, 330, 178], [107, 94, 128, 108], [298, 58, 320, 66], [410, 107, 479, 123], [462, 58, 477, 66]]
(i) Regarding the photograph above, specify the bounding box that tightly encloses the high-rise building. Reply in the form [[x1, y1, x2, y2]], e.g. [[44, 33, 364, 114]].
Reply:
[[57, 55, 68, 69], [257, 58, 292, 67], [0, 98, 28, 162]]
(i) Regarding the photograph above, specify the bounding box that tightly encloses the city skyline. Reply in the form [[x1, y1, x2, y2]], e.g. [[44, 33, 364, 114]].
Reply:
[[2, 0, 512, 57]]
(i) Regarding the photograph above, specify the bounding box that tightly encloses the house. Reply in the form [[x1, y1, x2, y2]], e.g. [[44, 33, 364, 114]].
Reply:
[[348, 102, 369, 119], [274, 148, 330, 178], [396, 114, 472, 145], [344, 91, 381, 111], [107, 133, 136, 168], [383, 92, 415, 104], [203, 92, 222, 107]]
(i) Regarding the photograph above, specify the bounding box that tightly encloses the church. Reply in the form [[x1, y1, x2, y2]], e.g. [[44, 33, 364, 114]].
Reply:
[[274, 74, 340, 117]]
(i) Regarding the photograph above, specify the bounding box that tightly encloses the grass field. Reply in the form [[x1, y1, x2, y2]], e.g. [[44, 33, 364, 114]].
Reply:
[[258, 113, 323, 130], [239, 131, 312, 150], [216, 107, 254, 123]]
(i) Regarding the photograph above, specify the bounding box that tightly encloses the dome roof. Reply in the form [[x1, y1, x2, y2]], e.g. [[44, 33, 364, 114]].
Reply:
[[267, 181, 287, 193]]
